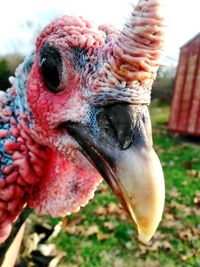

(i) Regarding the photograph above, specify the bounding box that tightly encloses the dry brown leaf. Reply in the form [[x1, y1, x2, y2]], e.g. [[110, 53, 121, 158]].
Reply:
[[95, 202, 127, 221], [192, 207, 200, 216], [187, 169, 198, 177], [138, 239, 173, 254], [162, 219, 183, 230], [64, 223, 106, 238], [103, 221, 116, 230], [108, 202, 121, 214], [194, 191, 200, 205], [84, 225, 99, 236], [180, 251, 195, 261], [97, 182, 109, 194], [61, 215, 85, 235], [97, 232, 111, 241], [95, 206, 107, 216], [166, 200, 195, 217], [64, 225, 82, 235], [168, 200, 183, 210], [168, 187, 180, 198], [162, 241, 173, 251], [153, 231, 168, 240], [164, 212, 175, 221], [178, 227, 200, 242], [107, 203, 127, 220], [182, 206, 193, 216]]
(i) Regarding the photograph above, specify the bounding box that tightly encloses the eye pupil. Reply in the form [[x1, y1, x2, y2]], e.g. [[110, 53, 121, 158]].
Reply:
[[41, 57, 60, 88], [39, 45, 62, 93]]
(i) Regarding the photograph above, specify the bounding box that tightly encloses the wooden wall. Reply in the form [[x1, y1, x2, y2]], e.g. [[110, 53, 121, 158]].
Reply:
[[168, 34, 200, 136]]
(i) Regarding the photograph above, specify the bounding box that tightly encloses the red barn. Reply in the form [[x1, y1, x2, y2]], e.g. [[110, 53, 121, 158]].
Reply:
[[168, 33, 200, 136]]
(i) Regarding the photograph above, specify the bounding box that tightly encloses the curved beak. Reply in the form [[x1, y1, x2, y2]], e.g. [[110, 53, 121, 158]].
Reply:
[[66, 104, 165, 243]]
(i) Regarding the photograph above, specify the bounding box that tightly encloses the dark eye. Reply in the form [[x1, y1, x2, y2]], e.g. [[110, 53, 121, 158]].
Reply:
[[39, 45, 63, 93]]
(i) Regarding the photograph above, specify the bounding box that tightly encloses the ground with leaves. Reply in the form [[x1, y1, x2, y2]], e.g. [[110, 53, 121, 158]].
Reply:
[[17, 102, 200, 267]]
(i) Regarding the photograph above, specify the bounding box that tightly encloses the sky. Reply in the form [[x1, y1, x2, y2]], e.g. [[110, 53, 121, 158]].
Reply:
[[0, 0, 199, 64]]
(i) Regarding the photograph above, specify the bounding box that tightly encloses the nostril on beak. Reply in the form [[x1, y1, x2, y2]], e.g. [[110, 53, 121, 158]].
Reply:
[[97, 104, 135, 150]]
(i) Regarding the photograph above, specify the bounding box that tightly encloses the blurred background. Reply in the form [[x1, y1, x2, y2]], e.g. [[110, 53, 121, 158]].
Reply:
[[0, 0, 200, 266]]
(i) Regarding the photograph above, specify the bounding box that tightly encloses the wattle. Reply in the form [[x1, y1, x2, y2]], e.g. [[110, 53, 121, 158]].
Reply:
[[28, 150, 102, 217]]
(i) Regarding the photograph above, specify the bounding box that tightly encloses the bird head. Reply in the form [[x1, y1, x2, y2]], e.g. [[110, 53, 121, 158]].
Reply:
[[0, 0, 165, 244]]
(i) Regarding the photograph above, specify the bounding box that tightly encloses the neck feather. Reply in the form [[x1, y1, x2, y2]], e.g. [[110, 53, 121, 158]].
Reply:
[[0, 88, 49, 243]]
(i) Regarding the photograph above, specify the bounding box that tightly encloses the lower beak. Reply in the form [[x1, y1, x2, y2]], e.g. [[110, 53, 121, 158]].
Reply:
[[66, 104, 165, 243]]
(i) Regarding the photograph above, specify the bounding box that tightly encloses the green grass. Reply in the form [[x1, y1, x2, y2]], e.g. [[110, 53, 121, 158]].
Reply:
[[41, 101, 200, 267]]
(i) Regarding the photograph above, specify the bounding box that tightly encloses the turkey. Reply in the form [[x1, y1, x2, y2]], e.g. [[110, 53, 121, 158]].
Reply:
[[0, 0, 165, 260]]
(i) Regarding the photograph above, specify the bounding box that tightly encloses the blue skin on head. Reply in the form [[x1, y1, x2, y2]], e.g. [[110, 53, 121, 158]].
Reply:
[[0, 52, 35, 179], [0, 101, 16, 179]]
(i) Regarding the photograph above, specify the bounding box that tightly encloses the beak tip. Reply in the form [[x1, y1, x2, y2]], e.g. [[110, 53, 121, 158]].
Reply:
[[138, 235, 152, 245], [137, 220, 161, 244]]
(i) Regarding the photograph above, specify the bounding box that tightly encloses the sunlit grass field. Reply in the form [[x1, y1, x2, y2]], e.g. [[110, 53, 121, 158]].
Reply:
[[27, 101, 200, 267]]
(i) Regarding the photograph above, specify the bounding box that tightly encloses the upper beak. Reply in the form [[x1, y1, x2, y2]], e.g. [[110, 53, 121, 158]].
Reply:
[[66, 104, 165, 243]]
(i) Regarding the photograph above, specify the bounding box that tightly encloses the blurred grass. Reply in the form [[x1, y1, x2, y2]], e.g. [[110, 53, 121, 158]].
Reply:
[[42, 101, 200, 267]]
